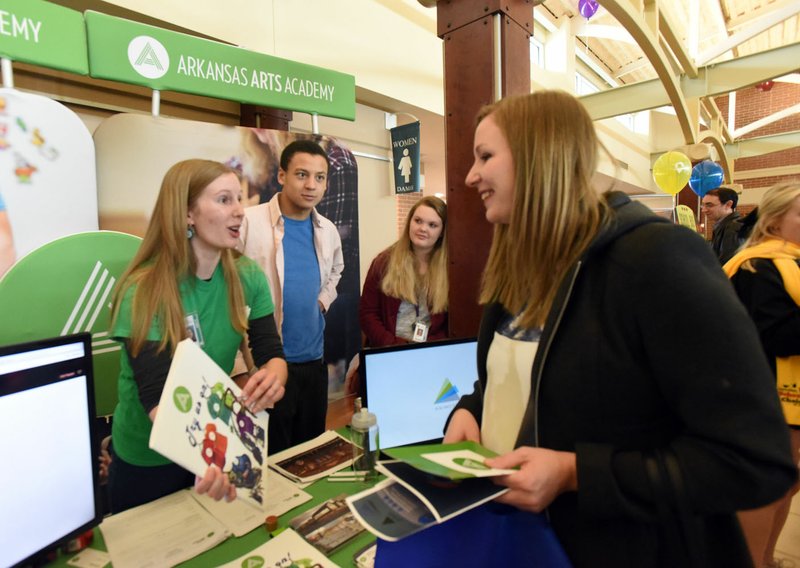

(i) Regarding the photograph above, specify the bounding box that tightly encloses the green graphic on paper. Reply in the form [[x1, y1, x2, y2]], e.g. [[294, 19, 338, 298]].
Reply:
[[0, 0, 88, 74], [0, 231, 141, 416], [84, 11, 355, 120], [173, 386, 192, 413], [453, 457, 490, 470], [240, 556, 264, 568]]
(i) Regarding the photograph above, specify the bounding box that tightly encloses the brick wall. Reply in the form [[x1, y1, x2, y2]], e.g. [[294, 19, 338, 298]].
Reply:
[[714, 82, 800, 191], [702, 203, 757, 241], [396, 192, 423, 237]]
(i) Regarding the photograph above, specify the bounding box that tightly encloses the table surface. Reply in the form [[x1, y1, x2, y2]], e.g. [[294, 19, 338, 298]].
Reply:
[[50, 428, 377, 568]]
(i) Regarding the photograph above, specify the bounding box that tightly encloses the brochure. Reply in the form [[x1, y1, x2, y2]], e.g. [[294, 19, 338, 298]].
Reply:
[[289, 494, 367, 555], [217, 528, 338, 568], [270, 430, 358, 485], [149, 338, 269, 509], [346, 442, 514, 541], [383, 441, 516, 479]]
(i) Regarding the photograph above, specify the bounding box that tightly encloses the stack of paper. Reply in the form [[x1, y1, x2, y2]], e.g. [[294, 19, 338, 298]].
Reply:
[[346, 441, 514, 541]]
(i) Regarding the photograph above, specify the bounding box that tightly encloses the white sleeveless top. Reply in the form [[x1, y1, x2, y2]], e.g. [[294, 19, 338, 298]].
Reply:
[[481, 323, 540, 454]]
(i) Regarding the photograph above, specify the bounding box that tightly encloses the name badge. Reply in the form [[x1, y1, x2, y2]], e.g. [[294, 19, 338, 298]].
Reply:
[[412, 322, 429, 343], [185, 312, 204, 346]]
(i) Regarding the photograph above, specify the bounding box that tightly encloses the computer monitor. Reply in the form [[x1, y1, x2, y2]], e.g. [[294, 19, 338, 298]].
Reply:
[[0, 333, 102, 568], [361, 337, 478, 451]]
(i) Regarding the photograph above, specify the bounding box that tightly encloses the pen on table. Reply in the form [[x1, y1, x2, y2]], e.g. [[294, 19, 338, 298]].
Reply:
[[327, 470, 368, 482]]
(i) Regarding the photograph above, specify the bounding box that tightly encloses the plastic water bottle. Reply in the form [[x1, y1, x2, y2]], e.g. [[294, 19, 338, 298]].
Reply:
[[351, 407, 379, 477]]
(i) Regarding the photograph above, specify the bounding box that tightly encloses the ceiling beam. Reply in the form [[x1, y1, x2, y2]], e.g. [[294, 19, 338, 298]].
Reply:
[[571, 22, 637, 44], [697, 3, 800, 65], [598, 0, 696, 142], [698, 130, 733, 183], [726, 0, 798, 30], [733, 103, 800, 139], [702, 97, 733, 143], [658, 7, 698, 78], [614, 57, 649, 79], [580, 41, 800, 119], [725, 131, 800, 159]]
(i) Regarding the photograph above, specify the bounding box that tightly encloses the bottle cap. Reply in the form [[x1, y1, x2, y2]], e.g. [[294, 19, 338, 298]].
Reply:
[[265, 515, 278, 532], [350, 407, 376, 429]]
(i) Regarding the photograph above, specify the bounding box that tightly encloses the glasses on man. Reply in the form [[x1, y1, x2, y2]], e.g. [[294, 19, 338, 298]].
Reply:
[[701, 201, 719, 209]]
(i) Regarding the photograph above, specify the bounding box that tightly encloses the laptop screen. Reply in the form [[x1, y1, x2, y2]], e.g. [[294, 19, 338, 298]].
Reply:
[[0, 333, 102, 568], [361, 337, 478, 451]]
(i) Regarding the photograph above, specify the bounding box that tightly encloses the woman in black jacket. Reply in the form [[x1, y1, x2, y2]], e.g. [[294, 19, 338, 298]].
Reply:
[[724, 181, 800, 568], [444, 90, 796, 567]]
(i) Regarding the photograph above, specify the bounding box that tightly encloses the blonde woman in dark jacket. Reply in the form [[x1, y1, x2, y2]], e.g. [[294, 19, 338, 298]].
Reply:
[[444, 90, 795, 567]]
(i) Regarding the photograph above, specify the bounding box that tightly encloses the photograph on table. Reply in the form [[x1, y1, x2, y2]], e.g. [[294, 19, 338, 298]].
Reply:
[[290, 494, 366, 555]]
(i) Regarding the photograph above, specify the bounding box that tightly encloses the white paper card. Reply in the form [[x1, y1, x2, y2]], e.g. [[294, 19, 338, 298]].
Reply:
[[150, 338, 269, 508], [99, 490, 228, 568], [218, 528, 338, 568]]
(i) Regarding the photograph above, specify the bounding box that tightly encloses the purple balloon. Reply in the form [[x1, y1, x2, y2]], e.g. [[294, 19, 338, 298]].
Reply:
[[578, 0, 599, 19]]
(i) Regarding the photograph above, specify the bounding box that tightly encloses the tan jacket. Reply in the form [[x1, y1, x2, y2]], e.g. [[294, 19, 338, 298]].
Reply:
[[238, 194, 344, 334]]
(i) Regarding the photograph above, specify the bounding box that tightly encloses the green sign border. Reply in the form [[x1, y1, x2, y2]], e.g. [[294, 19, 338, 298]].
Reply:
[[84, 11, 355, 120], [0, 0, 88, 75]]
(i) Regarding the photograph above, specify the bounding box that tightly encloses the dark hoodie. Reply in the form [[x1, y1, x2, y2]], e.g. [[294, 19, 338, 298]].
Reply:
[[451, 192, 795, 568]]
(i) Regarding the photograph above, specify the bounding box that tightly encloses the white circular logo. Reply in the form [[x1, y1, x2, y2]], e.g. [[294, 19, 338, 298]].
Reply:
[[127, 35, 170, 79]]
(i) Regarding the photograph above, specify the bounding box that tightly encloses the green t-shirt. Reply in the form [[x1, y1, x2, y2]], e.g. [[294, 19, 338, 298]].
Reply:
[[111, 256, 274, 466]]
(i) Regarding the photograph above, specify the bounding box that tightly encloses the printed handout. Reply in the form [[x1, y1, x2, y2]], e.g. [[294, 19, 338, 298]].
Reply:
[[290, 494, 366, 555], [192, 468, 312, 537], [346, 442, 514, 541], [383, 441, 516, 479], [217, 528, 338, 568], [99, 489, 229, 568], [270, 430, 357, 485], [149, 339, 268, 509]]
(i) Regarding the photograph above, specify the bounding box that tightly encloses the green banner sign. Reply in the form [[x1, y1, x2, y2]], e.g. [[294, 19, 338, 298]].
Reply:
[[0, 0, 88, 75], [85, 11, 356, 120]]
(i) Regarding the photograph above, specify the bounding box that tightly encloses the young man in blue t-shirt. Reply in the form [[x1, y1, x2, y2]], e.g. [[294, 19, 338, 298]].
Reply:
[[240, 140, 344, 453]]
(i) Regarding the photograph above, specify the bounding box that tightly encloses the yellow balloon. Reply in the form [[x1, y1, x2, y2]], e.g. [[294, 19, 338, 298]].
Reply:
[[653, 151, 692, 195]]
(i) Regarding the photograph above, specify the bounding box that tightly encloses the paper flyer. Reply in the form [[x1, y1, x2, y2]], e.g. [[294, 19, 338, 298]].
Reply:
[[217, 528, 338, 568], [270, 430, 357, 485], [383, 441, 515, 480], [150, 338, 268, 508]]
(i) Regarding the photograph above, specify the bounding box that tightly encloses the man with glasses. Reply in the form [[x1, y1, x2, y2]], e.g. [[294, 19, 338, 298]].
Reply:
[[702, 187, 743, 264]]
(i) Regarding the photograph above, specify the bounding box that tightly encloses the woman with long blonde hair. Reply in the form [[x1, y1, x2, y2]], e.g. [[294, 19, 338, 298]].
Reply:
[[359, 195, 448, 347], [442, 90, 795, 567], [724, 180, 800, 568], [108, 159, 287, 513]]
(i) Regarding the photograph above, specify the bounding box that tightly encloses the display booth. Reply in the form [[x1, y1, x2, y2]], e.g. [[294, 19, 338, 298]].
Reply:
[[0, 0, 361, 413], [0, 1, 402, 566]]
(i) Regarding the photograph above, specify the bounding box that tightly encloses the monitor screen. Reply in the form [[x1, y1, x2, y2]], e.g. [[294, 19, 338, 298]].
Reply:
[[361, 337, 478, 451], [0, 333, 102, 568]]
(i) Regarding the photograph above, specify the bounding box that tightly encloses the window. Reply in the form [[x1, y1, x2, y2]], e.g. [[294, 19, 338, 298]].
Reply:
[[530, 37, 544, 68]]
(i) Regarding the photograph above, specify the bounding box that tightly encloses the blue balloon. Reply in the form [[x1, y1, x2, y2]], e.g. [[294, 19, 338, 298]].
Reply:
[[578, 0, 599, 19], [689, 161, 724, 197]]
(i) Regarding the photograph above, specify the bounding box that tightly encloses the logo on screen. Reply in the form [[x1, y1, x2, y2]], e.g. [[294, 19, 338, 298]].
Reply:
[[435, 378, 460, 404], [128, 36, 170, 79]]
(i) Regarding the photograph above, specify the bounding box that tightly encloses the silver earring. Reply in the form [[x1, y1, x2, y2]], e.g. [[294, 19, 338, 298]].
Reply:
[[187, 225, 195, 240]]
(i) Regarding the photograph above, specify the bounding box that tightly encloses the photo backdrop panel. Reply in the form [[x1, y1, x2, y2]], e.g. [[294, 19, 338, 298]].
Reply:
[[0, 231, 142, 416], [0, 88, 98, 279], [94, 115, 360, 399], [94, 114, 241, 236]]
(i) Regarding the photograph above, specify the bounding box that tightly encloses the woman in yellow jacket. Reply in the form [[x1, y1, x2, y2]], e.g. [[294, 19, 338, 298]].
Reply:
[[724, 180, 800, 568]]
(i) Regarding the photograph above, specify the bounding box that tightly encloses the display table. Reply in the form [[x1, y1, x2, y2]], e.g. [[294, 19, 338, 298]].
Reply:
[[51, 455, 376, 567]]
